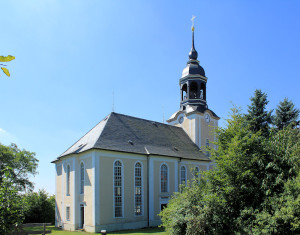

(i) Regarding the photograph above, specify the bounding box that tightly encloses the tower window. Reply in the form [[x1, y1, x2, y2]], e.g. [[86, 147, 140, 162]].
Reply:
[[206, 139, 210, 156], [190, 82, 198, 99], [200, 83, 206, 100], [182, 84, 187, 100]]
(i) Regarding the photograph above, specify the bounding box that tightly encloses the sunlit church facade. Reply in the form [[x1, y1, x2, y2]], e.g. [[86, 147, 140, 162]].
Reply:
[[52, 27, 219, 232]]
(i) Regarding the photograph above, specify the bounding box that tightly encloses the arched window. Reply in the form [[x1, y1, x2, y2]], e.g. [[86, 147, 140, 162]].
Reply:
[[161, 164, 168, 192], [80, 162, 84, 194], [66, 165, 70, 195], [114, 160, 123, 217], [134, 162, 142, 215], [195, 166, 199, 182], [180, 166, 186, 185]]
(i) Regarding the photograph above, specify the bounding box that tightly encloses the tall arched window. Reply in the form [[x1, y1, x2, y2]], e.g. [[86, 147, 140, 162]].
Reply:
[[195, 166, 199, 183], [66, 165, 70, 195], [80, 162, 84, 194], [114, 160, 123, 217], [134, 162, 142, 216], [180, 166, 186, 185], [161, 164, 168, 193]]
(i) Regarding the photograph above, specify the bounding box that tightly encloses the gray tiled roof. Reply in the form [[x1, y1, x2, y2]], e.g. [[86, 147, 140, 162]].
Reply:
[[53, 112, 210, 162]]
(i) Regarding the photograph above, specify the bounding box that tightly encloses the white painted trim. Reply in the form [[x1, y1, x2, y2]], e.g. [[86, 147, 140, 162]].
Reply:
[[97, 154, 100, 224], [149, 157, 154, 221], [150, 155, 178, 162], [159, 162, 169, 193], [79, 160, 85, 195], [97, 150, 147, 160], [72, 158, 76, 225], [198, 116, 201, 147], [113, 159, 124, 219], [61, 160, 65, 225], [133, 161, 144, 217], [55, 164, 58, 226], [79, 154, 93, 160]]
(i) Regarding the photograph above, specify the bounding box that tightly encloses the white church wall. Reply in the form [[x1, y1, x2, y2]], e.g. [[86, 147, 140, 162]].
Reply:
[[97, 150, 148, 231]]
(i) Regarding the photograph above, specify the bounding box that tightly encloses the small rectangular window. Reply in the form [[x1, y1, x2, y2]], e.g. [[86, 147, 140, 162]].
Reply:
[[66, 207, 70, 221]]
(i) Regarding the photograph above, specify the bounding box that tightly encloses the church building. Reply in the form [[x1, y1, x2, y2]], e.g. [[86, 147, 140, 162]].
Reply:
[[52, 26, 219, 232]]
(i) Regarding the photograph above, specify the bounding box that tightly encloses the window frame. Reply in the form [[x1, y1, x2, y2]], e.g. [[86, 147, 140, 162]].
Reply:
[[66, 206, 70, 221], [80, 161, 85, 195], [180, 165, 187, 186], [160, 163, 169, 193], [134, 161, 143, 216], [66, 164, 71, 196], [113, 159, 124, 218]]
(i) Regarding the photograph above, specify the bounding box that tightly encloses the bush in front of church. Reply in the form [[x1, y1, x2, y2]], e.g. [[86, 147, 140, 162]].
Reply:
[[160, 106, 300, 234]]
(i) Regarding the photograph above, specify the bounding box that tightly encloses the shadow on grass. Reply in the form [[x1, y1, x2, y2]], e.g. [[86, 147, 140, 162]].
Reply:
[[23, 225, 60, 232]]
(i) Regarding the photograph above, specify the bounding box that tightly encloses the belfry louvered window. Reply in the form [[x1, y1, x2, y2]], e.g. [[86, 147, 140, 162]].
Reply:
[[114, 160, 123, 217], [66, 165, 70, 195], [180, 166, 186, 185], [134, 162, 142, 215], [161, 164, 168, 192], [80, 163, 84, 194]]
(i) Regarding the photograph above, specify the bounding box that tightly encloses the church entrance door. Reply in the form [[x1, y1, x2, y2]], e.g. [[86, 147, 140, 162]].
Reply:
[[79, 204, 84, 228]]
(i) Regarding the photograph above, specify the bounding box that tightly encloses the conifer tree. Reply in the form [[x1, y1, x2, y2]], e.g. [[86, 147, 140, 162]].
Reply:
[[274, 98, 299, 130], [245, 89, 272, 135]]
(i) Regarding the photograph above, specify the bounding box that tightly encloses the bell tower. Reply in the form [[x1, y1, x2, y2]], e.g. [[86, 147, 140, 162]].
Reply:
[[180, 25, 207, 111], [167, 18, 219, 150]]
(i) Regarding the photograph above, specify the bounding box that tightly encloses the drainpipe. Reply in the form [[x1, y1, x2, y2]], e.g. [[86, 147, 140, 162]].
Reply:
[[147, 154, 150, 228]]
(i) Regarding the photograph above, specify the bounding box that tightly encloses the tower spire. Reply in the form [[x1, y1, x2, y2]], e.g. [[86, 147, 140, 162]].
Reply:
[[189, 16, 198, 60]]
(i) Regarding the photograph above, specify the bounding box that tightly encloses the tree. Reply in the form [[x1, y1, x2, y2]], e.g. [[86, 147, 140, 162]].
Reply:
[[0, 143, 38, 191], [274, 98, 299, 130], [0, 55, 15, 77], [160, 107, 300, 234], [0, 167, 25, 235], [23, 189, 55, 224], [245, 89, 272, 135]]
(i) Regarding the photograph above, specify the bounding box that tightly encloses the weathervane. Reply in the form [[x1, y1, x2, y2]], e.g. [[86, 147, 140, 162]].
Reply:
[[191, 15, 196, 31]]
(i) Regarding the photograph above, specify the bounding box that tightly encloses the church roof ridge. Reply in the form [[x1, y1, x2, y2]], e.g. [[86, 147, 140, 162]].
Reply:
[[110, 112, 181, 129]]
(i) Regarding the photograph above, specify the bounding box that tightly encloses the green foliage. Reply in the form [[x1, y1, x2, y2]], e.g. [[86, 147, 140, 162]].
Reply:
[[0, 167, 25, 235], [0, 143, 38, 191], [23, 189, 55, 224], [160, 106, 300, 234], [245, 89, 272, 135], [274, 98, 300, 130], [0, 55, 15, 77]]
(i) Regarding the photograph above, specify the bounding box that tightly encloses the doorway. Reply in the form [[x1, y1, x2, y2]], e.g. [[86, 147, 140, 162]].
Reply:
[[79, 204, 84, 228]]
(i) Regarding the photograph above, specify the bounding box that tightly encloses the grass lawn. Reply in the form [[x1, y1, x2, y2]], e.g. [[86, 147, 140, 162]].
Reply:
[[23, 225, 166, 235]]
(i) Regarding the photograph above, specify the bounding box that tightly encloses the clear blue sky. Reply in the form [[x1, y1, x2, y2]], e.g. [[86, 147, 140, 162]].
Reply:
[[1, 1, 299, 195]]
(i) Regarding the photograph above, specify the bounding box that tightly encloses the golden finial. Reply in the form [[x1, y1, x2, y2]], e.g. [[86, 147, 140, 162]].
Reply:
[[191, 15, 196, 31]]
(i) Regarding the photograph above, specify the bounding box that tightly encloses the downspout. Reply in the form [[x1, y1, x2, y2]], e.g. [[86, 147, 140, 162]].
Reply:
[[147, 154, 150, 228], [145, 147, 150, 228]]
